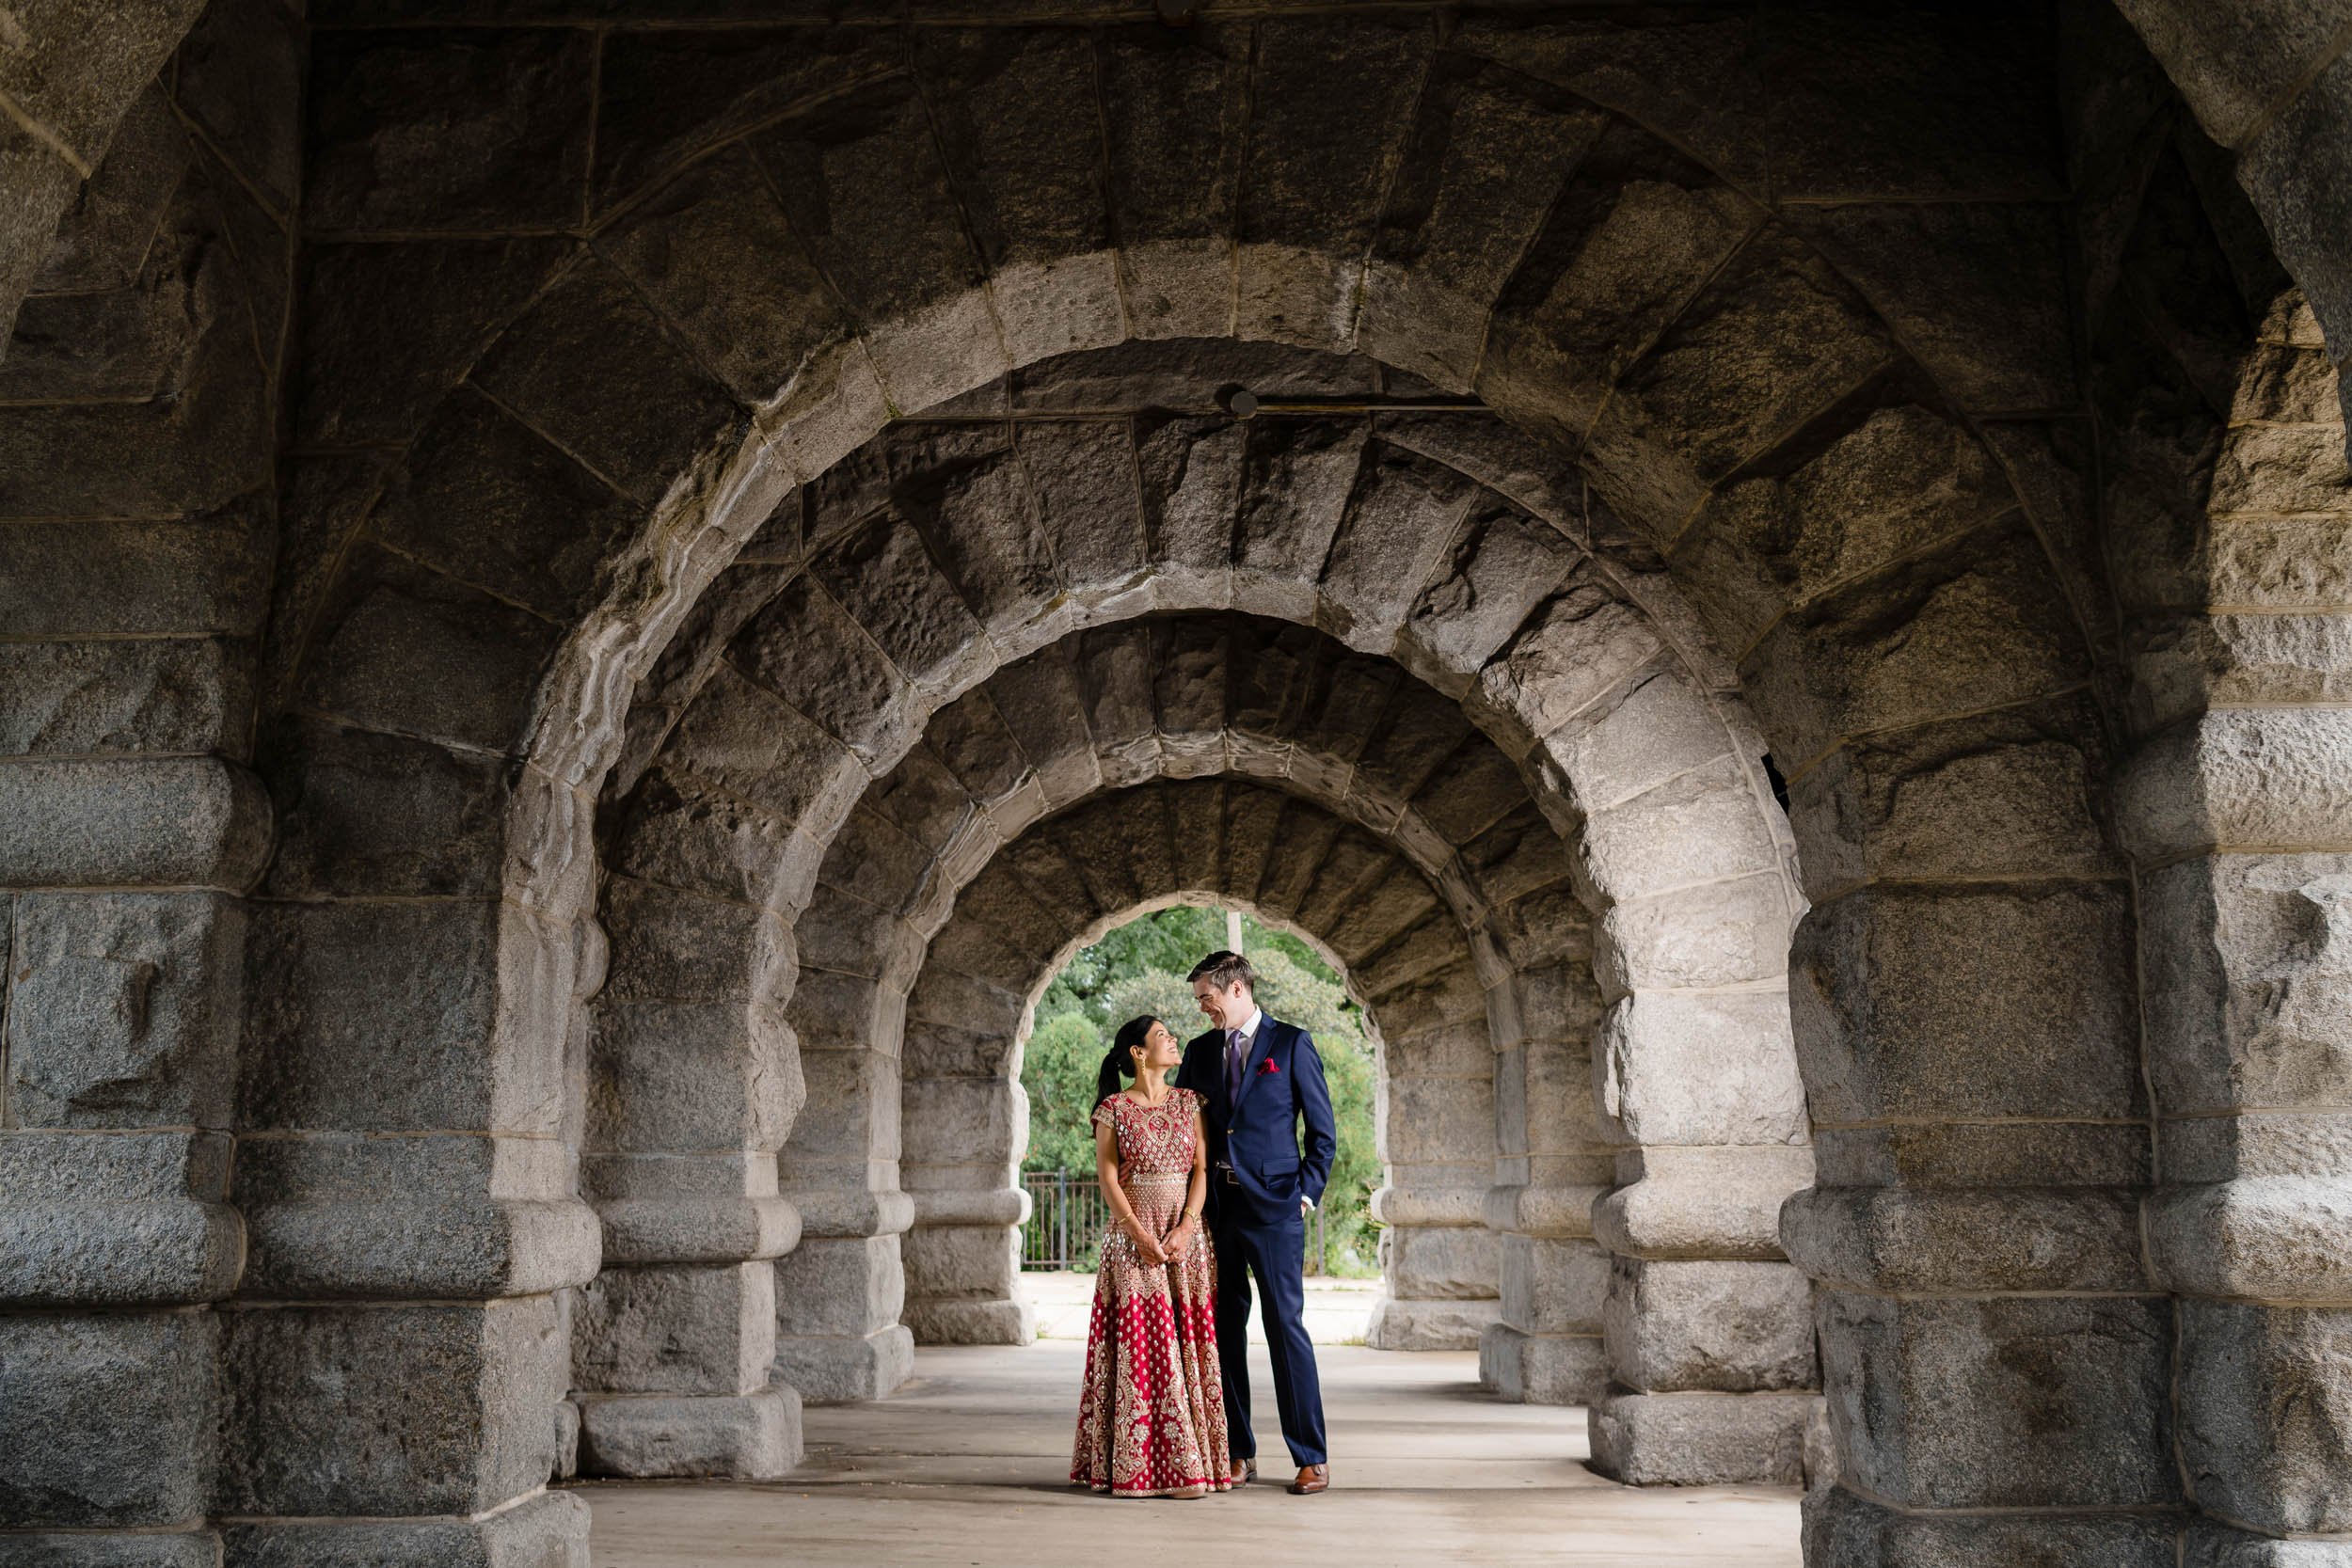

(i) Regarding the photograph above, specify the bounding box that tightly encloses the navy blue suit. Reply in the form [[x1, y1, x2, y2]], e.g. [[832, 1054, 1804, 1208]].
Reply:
[[1174, 1013, 1335, 1468]]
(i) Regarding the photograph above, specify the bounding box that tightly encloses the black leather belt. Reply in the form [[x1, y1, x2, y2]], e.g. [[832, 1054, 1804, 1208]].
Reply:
[[1216, 1162, 1239, 1186]]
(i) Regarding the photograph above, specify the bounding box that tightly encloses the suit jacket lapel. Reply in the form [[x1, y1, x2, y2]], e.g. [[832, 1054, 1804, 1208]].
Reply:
[[1231, 1018, 1280, 1113]]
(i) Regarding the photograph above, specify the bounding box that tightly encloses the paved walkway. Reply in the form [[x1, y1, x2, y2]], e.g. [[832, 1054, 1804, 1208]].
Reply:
[[583, 1342, 1803, 1568]]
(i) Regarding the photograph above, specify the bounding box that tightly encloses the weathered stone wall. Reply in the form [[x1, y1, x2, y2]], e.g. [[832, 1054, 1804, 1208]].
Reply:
[[2077, 11, 2352, 1563], [0, 7, 304, 1563], [0, 0, 211, 351], [822, 612, 1554, 1356], [596, 363, 1814, 1479], [6, 6, 2352, 1563]]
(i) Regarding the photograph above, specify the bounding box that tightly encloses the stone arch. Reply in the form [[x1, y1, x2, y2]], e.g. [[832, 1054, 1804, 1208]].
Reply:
[[783, 607, 1598, 1382], [123, 52, 2117, 1542], [898, 881, 1412, 1350], [10, 9, 2352, 1565], [0, 0, 216, 340], [889, 781, 1498, 1362], [578, 372, 1825, 1465]]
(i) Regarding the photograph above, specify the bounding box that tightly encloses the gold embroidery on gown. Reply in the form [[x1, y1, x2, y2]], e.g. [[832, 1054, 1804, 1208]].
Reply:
[[1069, 1088, 1232, 1496]]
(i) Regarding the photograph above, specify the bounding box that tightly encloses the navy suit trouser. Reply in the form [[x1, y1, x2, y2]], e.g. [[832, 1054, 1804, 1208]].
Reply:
[[1213, 1207, 1327, 1467]]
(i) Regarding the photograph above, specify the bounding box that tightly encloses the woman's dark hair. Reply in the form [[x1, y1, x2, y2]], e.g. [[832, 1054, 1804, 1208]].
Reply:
[[1095, 1015, 1160, 1110]]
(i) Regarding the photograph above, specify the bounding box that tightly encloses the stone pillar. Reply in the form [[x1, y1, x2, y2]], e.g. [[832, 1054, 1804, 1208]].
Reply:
[[1565, 724, 1820, 1483], [776, 964, 915, 1402], [1365, 958, 1502, 1350], [577, 847, 808, 1477], [2119, 305, 2352, 1562], [900, 1132, 1032, 1344], [1586, 985, 1818, 1484], [3, 31, 310, 1562], [1784, 880, 2165, 1560], [900, 961, 1034, 1344], [0, 783, 264, 1566], [228, 753, 603, 1561], [2135, 838, 2352, 1561], [1480, 965, 1611, 1403], [1774, 673, 2159, 1559]]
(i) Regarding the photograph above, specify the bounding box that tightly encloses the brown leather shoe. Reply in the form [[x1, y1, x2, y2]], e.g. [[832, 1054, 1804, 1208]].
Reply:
[[1288, 1463, 1329, 1495], [1228, 1458, 1255, 1486]]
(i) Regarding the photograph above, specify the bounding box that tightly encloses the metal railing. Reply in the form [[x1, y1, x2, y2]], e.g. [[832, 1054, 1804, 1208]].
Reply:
[[1020, 1171, 1327, 1274], [1022, 1170, 1112, 1271]]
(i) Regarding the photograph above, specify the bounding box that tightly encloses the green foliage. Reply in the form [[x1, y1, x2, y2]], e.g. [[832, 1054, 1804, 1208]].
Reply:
[[1100, 968, 1201, 1043], [1247, 946, 1359, 1042], [1037, 906, 1349, 1030], [1022, 1010, 1111, 1177], [1038, 906, 1222, 1022], [1021, 905, 1385, 1278]]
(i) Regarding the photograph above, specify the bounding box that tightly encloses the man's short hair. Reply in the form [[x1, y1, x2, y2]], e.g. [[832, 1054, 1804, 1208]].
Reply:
[[1188, 949, 1257, 994]]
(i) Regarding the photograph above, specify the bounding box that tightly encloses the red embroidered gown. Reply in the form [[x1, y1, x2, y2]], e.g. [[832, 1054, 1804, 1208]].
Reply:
[[1070, 1087, 1232, 1497]]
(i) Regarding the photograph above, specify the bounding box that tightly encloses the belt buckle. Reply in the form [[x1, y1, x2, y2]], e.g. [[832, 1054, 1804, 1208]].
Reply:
[[1216, 1162, 1238, 1186]]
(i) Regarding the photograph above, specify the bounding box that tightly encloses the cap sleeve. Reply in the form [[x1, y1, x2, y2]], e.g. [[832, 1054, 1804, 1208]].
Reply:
[[1090, 1097, 1117, 1132]]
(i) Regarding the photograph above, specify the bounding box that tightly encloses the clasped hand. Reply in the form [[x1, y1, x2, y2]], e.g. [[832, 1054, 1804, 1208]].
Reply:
[[1122, 1215, 1199, 1266], [1120, 1217, 1170, 1265]]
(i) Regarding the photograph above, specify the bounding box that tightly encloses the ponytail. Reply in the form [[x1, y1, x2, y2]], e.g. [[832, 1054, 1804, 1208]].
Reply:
[[1094, 1044, 1127, 1111]]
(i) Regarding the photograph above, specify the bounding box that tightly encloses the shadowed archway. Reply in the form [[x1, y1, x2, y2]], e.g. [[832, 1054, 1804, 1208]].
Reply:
[[5, 9, 2352, 1567]]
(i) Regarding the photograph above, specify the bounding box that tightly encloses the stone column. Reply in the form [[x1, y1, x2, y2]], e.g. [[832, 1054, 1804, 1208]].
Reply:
[[900, 960, 1034, 1345], [1776, 690, 2159, 1555], [227, 748, 603, 1561], [776, 961, 915, 1402], [1572, 736, 1819, 1481], [0, 771, 264, 1566], [1785, 879, 2164, 1559], [2, 33, 297, 1562], [1480, 964, 1612, 1403], [1366, 956, 1502, 1351], [576, 846, 808, 1477], [1586, 985, 1818, 1484], [2132, 832, 2352, 1561], [2120, 303, 2352, 1562]]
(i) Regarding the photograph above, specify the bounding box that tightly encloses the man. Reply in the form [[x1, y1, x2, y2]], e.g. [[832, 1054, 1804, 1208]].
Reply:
[[1174, 949, 1335, 1495]]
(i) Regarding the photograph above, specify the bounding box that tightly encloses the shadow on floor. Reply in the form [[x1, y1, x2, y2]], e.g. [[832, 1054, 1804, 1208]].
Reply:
[[582, 1342, 1803, 1567]]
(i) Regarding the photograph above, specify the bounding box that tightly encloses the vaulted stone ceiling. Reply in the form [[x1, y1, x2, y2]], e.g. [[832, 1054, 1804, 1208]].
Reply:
[[544, 327, 1830, 1479], [7, 6, 2352, 1568]]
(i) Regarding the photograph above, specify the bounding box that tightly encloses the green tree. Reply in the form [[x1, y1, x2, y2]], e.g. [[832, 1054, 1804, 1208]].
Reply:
[[1100, 968, 1201, 1042], [1247, 946, 1359, 1041], [1021, 909, 1386, 1278], [1037, 905, 1352, 1029], [1038, 905, 1220, 1022], [1312, 1035, 1381, 1276], [1021, 1010, 1108, 1176]]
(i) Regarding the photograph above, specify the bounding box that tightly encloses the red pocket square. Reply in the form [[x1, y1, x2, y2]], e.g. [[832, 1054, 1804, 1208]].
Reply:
[[1256, 1057, 1280, 1075]]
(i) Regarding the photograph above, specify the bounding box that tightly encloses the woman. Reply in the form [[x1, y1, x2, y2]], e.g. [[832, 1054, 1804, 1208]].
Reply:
[[1070, 1015, 1232, 1497]]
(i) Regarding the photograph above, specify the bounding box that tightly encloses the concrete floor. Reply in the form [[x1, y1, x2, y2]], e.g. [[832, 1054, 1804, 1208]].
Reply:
[[582, 1341, 1803, 1567]]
